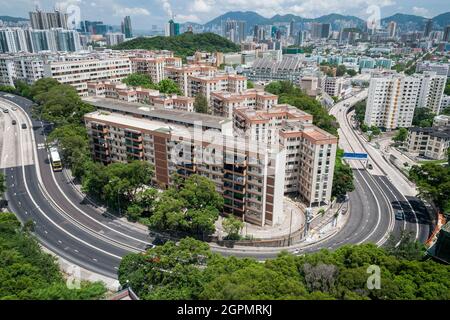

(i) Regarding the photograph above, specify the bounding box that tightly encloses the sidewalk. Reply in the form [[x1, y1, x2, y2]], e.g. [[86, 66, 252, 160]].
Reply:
[[214, 197, 306, 240]]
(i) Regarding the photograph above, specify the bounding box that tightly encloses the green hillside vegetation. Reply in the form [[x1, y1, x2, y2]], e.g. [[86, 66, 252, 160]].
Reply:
[[119, 236, 449, 300], [0, 212, 106, 299], [114, 32, 240, 58]]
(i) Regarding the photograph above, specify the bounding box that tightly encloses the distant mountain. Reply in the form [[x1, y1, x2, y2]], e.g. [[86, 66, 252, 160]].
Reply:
[[0, 16, 29, 22], [432, 12, 450, 28], [187, 10, 449, 35], [381, 13, 427, 29], [204, 11, 270, 33]]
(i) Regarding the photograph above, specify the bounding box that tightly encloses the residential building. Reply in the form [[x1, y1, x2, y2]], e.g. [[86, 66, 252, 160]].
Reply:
[[84, 107, 285, 226], [387, 21, 397, 38], [222, 20, 246, 44], [324, 77, 345, 98], [165, 64, 217, 96], [233, 106, 336, 205], [43, 56, 132, 95], [0, 53, 46, 86], [211, 89, 278, 118], [105, 33, 125, 46], [406, 125, 450, 160], [243, 55, 306, 83], [29, 9, 68, 30], [364, 73, 420, 129], [188, 73, 247, 102], [416, 71, 446, 114], [416, 61, 450, 77], [87, 80, 194, 112]]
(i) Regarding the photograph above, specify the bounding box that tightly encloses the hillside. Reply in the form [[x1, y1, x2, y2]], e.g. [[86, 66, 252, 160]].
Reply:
[[432, 12, 450, 28], [0, 15, 29, 22], [114, 32, 240, 58]]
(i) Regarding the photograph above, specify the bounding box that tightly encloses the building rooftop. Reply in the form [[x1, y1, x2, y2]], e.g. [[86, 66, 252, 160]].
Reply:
[[83, 96, 230, 130]]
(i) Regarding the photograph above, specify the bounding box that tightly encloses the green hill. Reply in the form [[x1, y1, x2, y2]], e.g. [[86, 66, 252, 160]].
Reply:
[[114, 32, 240, 58]]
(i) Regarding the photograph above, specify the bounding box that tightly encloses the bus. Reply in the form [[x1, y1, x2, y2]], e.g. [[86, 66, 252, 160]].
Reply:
[[49, 147, 62, 172]]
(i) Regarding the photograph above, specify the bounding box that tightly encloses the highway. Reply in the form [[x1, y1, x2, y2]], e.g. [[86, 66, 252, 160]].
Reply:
[[329, 90, 432, 244], [0, 94, 152, 279], [0, 91, 433, 277]]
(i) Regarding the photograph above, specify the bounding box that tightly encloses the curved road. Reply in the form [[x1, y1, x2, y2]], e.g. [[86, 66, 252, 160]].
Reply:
[[0, 91, 432, 277]]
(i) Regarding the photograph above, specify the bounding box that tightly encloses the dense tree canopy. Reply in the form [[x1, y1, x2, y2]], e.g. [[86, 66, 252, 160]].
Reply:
[[409, 163, 450, 214], [119, 237, 449, 300], [194, 93, 208, 113], [122, 73, 182, 95], [412, 107, 436, 128], [0, 213, 106, 300], [148, 175, 223, 238], [114, 32, 240, 58], [332, 149, 355, 199]]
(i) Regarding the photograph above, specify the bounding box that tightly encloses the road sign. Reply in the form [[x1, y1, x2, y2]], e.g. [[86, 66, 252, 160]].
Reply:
[[343, 152, 368, 160]]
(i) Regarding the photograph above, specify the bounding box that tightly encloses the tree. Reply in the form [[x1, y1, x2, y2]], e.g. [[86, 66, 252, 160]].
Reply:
[[157, 79, 183, 95], [247, 80, 255, 89], [385, 231, 426, 261], [194, 93, 208, 113], [370, 126, 381, 136], [122, 73, 153, 88], [346, 69, 357, 77], [0, 213, 106, 300], [222, 216, 244, 240], [332, 149, 355, 199], [412, 107, 435, 128], [118, 239, 450, 301], [409, 163, 450, 212], [336, 65, 347, 77], [0, 172, 5, 196], [393, 128, 408, 143]]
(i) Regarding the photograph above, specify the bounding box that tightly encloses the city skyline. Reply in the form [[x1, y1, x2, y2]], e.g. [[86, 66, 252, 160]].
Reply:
[[0, 0, 449, 30]]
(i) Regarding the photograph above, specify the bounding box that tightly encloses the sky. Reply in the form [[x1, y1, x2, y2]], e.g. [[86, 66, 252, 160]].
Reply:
[[0, 0, 448, 29]]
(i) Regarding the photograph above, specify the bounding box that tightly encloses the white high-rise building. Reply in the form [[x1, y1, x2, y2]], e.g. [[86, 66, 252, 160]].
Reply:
[[365, 72, 447, 129], [365, 73, 421, 129], [416, 71, 446, 114]]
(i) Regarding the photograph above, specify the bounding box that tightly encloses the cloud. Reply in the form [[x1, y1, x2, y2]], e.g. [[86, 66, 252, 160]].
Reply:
[[412, 6, 430, 17], [160, 0, 173, 18], [176, 14, 201, 23], [190, 0, 214, 13]]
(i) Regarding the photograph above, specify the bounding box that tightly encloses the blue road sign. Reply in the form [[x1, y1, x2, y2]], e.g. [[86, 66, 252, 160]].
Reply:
[[343, 152, 368, 160]]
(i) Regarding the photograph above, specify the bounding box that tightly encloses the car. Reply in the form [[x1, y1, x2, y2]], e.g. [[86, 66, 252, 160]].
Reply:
[[11, 107, 17, 111], [21, 123, 27, 129], [12, 120, 16, 125], [145, 244, 156, 251], [394, 210, 404, 220], [2, 108, 8, 113], [367, 163, 373, 170]]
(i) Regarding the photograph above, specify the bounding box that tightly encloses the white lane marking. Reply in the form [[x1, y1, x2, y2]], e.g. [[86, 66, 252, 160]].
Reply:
[[6, 99, 122, 261]]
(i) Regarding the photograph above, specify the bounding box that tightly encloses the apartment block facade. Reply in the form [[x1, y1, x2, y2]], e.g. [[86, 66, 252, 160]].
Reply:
[[365, 72, 446, 129], [406, 126, 450, 160], [84, 110, 285, 226], [211, 89, 278, 118], [43, 56, 132, 96], [83, 97, 337, 226], [87, 80, 195, 112], [365, 73, 421, 129]]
